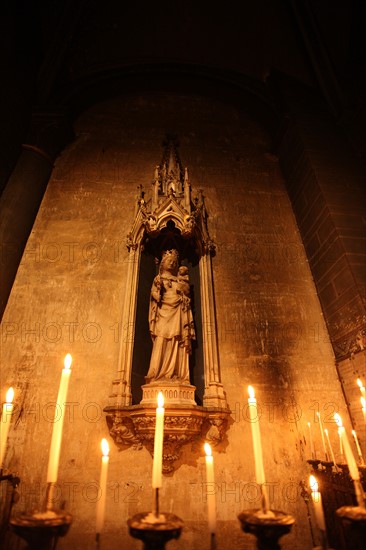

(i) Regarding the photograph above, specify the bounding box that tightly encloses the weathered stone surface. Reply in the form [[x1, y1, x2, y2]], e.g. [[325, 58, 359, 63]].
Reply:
[[0, 93, 349, 549]]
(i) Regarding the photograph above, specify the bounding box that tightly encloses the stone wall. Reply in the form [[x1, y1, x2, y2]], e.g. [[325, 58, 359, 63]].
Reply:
[[0, 92, 349, 549], [278, 104, 366, 362]]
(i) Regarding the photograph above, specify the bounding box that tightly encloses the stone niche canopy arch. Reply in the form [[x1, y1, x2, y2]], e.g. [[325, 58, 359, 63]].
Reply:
[[105, 136, 229, 473]]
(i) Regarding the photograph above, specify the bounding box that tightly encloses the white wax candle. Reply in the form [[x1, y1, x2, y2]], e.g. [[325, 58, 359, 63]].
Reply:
[[248, 386, 265, 484], [361, 397, 366, 424], [324, 429, 337, 466], [248, 386, 269, 512], [96, 438, 110, 534], [309, 475, 326, 531], [352, 430, 364, 463], [0, 387, 14, 467], [204, 443, 216, 534], [334, 414, 360, 480], [338, 428, 344, 460], [316, 412, 328, 460], [357, 378, 365, 398], [307, 422, 315, 458], [46, 354, 72, 483], [152, 392, 164, 489]]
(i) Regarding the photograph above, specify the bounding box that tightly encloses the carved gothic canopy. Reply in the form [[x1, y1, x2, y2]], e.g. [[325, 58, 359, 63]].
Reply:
[[126, 135, 215, 260], [105, 136, 230, 473]]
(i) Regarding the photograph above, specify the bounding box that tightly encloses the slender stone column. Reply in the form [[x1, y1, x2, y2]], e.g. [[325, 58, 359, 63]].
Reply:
[[0, 112, 73, 319]]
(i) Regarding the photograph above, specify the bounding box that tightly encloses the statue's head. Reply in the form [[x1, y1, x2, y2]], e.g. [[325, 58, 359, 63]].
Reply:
[[178, 266, 189, 277], [160, 249, 179, 274]]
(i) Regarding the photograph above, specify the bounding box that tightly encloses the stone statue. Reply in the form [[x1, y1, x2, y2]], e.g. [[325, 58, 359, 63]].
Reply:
[[146, 249, 195, 383]]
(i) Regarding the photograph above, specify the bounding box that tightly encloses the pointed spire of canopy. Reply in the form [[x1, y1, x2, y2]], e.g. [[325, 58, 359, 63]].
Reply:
[[153, 134, 185, 200]]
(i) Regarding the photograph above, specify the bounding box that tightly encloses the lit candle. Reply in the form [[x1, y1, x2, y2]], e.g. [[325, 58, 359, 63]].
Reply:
[[309, 475, 326, 531], [334, 414, 359, 480], [307, 421, 315, 459], [357, 378, 365, 398], [96, 438, 110, 535], [0, 387, 14, 467], [352, 430, 364, 464], [361, 397, 366, 423], [338, 427, 344, 461], [152, 392, 165, 489], [324, 429, 337, 466], [46, 354, 72, 483], [316, 412, 328, 460], [204, 443, 216, 534], [248, 386, 269, 512]]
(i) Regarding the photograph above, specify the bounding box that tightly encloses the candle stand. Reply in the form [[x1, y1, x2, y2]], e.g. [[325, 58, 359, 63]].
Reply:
[[9, 482, 72, 550], [128, 512, 184, 550], [308, 460, 366, 550], [312, 530, 331, 550], [0, 470, 20, 545], [238, 509, 295, 550], [9, 509, 72, 550], [336, 505, 366, 550]]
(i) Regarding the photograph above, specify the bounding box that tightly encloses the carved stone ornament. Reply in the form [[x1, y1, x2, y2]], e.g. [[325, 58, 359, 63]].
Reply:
[[105, 136, 230, 473], [105, 404, 230, 473]]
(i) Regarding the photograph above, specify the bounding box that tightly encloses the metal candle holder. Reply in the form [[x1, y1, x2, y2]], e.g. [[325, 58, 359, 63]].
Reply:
[[128, 512, 184, 549], [238, 509, 295, 550], [9, 482, 72, 550], [0, 470, 21, 546], [128, 488, 184, 549], [336, 505, 366, 550]]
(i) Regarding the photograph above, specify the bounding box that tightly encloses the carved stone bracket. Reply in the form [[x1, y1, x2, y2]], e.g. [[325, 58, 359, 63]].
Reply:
[[104, 404, 231, 474]]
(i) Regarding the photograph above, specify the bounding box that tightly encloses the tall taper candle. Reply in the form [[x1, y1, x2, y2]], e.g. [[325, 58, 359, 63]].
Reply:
[[0, 387, 14, 467], [357, 378, 365, 398], [96, 438, 110, 535], [309, 475, 326, 531], [334, 414, 359, 480], [307, 421, 315, 459], [361, 397, 366, 423], [248, 386, 269, 512], [338, 427, 344, 462], [324, 429, 337, 466], [46, 354, 72, 483], [335, 413, 364, 507], [204, 443, 216, 534], [352, 430, 364, 464], [152, 392, 165, 489], [316, 412, 328, 460]]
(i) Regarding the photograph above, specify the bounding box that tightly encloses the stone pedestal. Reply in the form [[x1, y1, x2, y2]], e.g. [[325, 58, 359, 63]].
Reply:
[[141, 381, 196, 406]]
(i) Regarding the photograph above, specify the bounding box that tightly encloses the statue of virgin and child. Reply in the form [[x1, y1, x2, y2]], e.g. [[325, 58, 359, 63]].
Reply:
[[145, 249, 195, 384]]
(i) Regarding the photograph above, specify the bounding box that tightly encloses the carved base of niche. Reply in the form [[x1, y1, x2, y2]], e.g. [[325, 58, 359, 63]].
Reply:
[[104, 404, 231, 474], [140, 381, 196, 406]]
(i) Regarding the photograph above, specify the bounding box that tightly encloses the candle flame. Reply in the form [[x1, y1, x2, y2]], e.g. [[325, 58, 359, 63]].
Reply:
[[101, 438, 109, 456], [248, 385, 255, 399], [361, 396, 366, 410], [64, 354, 72, 370], [334, 413, 342, 427], [204, 442, 212, 456], [357, 378, 364, 389], [352, 430, 357, 437], [309, 475, 318, 493], [5, 387, 14, 403], [307, 421, 311, 427], [324, 428, 328, 435], [157, 391, 164, 408]]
